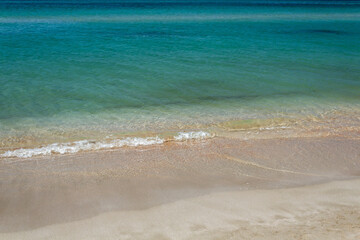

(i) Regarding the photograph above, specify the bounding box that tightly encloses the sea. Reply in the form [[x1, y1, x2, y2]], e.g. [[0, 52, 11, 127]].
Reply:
[[1, 0, 360, 157]]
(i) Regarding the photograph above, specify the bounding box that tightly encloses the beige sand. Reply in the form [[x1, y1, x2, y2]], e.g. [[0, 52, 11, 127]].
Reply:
[[1, 135, 360, 239], [1, 178, 360, 240]]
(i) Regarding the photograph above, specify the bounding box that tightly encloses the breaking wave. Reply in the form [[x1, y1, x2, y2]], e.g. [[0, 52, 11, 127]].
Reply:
[[0, 131, 213, 158]]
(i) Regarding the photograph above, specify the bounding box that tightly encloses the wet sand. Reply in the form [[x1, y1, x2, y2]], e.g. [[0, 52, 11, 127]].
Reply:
[[0, 135, 360, 239]]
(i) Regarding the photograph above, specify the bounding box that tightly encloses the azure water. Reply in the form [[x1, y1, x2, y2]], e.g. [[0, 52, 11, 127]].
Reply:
[[1, 0, 360, 156]]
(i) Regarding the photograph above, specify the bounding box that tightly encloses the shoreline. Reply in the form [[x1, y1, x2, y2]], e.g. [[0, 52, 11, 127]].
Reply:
[[2, 112, 360, 160], [1, 103, 360, 156]]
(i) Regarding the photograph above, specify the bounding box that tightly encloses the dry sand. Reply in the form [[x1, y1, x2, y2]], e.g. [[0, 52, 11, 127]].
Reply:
[[2, 178, 360, 240], [0, 135, 360, 239]]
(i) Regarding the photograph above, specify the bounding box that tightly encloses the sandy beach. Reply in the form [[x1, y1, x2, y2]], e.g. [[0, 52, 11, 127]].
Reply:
[[1, 0, 360, 239], [1, 134, 359, 239]]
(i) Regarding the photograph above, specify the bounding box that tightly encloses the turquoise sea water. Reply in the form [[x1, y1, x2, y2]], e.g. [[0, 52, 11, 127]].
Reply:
[[1, 1, 360, 152]]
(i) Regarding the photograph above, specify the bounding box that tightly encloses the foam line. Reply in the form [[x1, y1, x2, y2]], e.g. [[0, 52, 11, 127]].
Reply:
[[0, 131, 213, 158]]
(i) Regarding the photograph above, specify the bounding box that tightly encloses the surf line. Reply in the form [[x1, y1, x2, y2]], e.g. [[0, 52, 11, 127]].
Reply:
[[221, 154, 330, 178]]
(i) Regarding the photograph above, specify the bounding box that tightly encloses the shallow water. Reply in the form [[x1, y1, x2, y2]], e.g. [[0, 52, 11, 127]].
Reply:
[[1, 0, 360, 154]]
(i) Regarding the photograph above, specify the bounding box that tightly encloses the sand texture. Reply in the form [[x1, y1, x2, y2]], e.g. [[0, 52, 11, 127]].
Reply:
[[1, 136, 360, 239]]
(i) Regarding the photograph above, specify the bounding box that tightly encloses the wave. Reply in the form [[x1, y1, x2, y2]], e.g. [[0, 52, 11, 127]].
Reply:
[[174, 131, 211, 140], [1, 13, 359, 24], [2, 1, 359, 8], [0, 131, 213, 159]]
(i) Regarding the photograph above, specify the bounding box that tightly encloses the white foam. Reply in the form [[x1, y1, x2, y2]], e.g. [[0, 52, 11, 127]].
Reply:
[[259, 126, 291, 130], [174, 131, 212, 141], [1, 131, 212, 159], [0, 137, 164, 159]]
